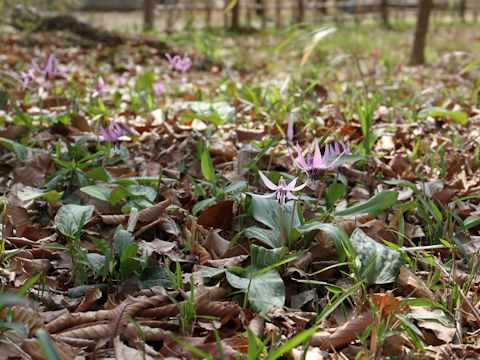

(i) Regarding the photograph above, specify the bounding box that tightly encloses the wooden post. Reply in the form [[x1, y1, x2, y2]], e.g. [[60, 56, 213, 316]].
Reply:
[[275, 0, 281, 27], [260, 0, 267, 29], [409, 0, 433, 65], [143, 0, 155, 31], [206, 0, 212, 29], [381, 0, 389, 27], [246, 0, 252, 28], [297, 0, 305, 23], [459, 0, 466, 22], [231, 0, 240, 30]]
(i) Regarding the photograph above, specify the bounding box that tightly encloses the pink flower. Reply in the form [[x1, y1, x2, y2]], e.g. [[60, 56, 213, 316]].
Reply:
[[371, 49, 381, 58], [87, 77, 111, 98], [166, 54, 192, 72], [251, 172, 308, 205], [100, 121, 134, 143], [32, 54, 68, 80], [114, 75, 127, 87], [153, 81, 166, 96], [289, 140, 350, 176], [20, 69, 36, 89]]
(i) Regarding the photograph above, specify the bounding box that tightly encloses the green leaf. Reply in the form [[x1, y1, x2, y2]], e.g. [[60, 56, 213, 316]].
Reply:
[[222, 180, 247, 193], [109, 185, 131, 205], [0, 294, 32, 307], [0, 137, 27, 163], [138, 267, 173, 290], [192, 197, 216, 216], [245, 226, 280, 249], [126, 185, 157, 202], [268, 325, 319, 360], [297, 222, 349, 262], [54, 204, 94, 237], [333, 191, 398, 218], [350, 228, 404, 284], [119, 244, 141, 282], [325, 183, 345, 209], [80, 185, 112, 202], [86, 167, 114, 182], [121, 198, 153, 213], [67, 284, 108, 298], [418, 106, 467, 126], [114, 229, 135, 257], [250, 244, 282, 266], [226, 265, 285, 316], [37, 329, 61, 360], [251, 197, 301, 244], [17, 187, 63, 206], [201, 149, 216, 181], [86, 253, 106, 272]]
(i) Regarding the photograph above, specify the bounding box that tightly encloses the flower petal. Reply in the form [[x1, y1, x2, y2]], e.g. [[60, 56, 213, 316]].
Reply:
[[313, 140, 326, 169], [249, 192, 277, 199], [258, 172, 278, 191], [296, 143, 309, 170]]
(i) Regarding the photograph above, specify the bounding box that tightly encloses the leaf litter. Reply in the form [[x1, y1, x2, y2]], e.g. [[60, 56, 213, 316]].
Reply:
[[0, 13, 479, 360]]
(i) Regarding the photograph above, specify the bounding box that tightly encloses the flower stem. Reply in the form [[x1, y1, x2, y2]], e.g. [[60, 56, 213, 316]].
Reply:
[[289, 199, 297, 249], [280, 205, 285, 248]]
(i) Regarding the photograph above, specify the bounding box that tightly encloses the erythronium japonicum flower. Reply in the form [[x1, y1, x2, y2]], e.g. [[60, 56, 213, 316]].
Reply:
[[20, 69, 36, 89], [100, 121, 134, 143], [87, 77, 110, 98], [252, 172, 308, 205], [290, 140, 350, 177], [32, 54, 68, 80], [166, 54, 192, 72], [153, 81, 166, 96]]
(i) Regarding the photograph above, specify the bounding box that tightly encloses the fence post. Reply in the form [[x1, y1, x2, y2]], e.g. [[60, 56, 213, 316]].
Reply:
[[381, 0, 390, 27], [206, 1, 212, 28], [317, 0, 327, 15], [297, 0, 305, 23], [259, 0, 267, 29], [246, 0, 252, 28], [275, 0, 281, 27], [459, 0, 466, 22], [231, 0, 240, 29], [143, 0, 155, 31]]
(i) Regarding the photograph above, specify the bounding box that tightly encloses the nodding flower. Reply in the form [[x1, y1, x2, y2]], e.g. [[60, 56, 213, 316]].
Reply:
[[87, 77, 111, 98], [100, 121, 134, 143], [166, 54, 192, 72], [250, 172, 308, 205], [32, 54, 68, 80], [20, 69, 36, 89], [289, 140, 350, 178], [153, 81, 166, 96]]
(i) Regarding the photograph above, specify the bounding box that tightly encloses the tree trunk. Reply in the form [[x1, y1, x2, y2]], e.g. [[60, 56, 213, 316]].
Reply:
[[297, 0, 305, 23], [276, 0, 281, 27], [143, 0, 155, 31], [409, 0, 433, 65], [231, 0, 240, 30], [381, 0, 389, 27], [459, 0, 466, 22]]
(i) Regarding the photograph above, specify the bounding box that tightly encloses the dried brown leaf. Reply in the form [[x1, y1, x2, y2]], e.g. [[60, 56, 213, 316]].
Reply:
[[138, 199, 172, 223], [114, 336, 153, 360], [193, 245, 212, 265], [202, 229, 231, 258], [396, 265, 435, 300], [310, 312, 372, 350], [76, 286, 103, 312], [197, 200, 234, 230]]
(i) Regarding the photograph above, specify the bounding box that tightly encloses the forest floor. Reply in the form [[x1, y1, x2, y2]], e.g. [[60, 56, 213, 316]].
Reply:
[[0, 12, 480, 359]]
